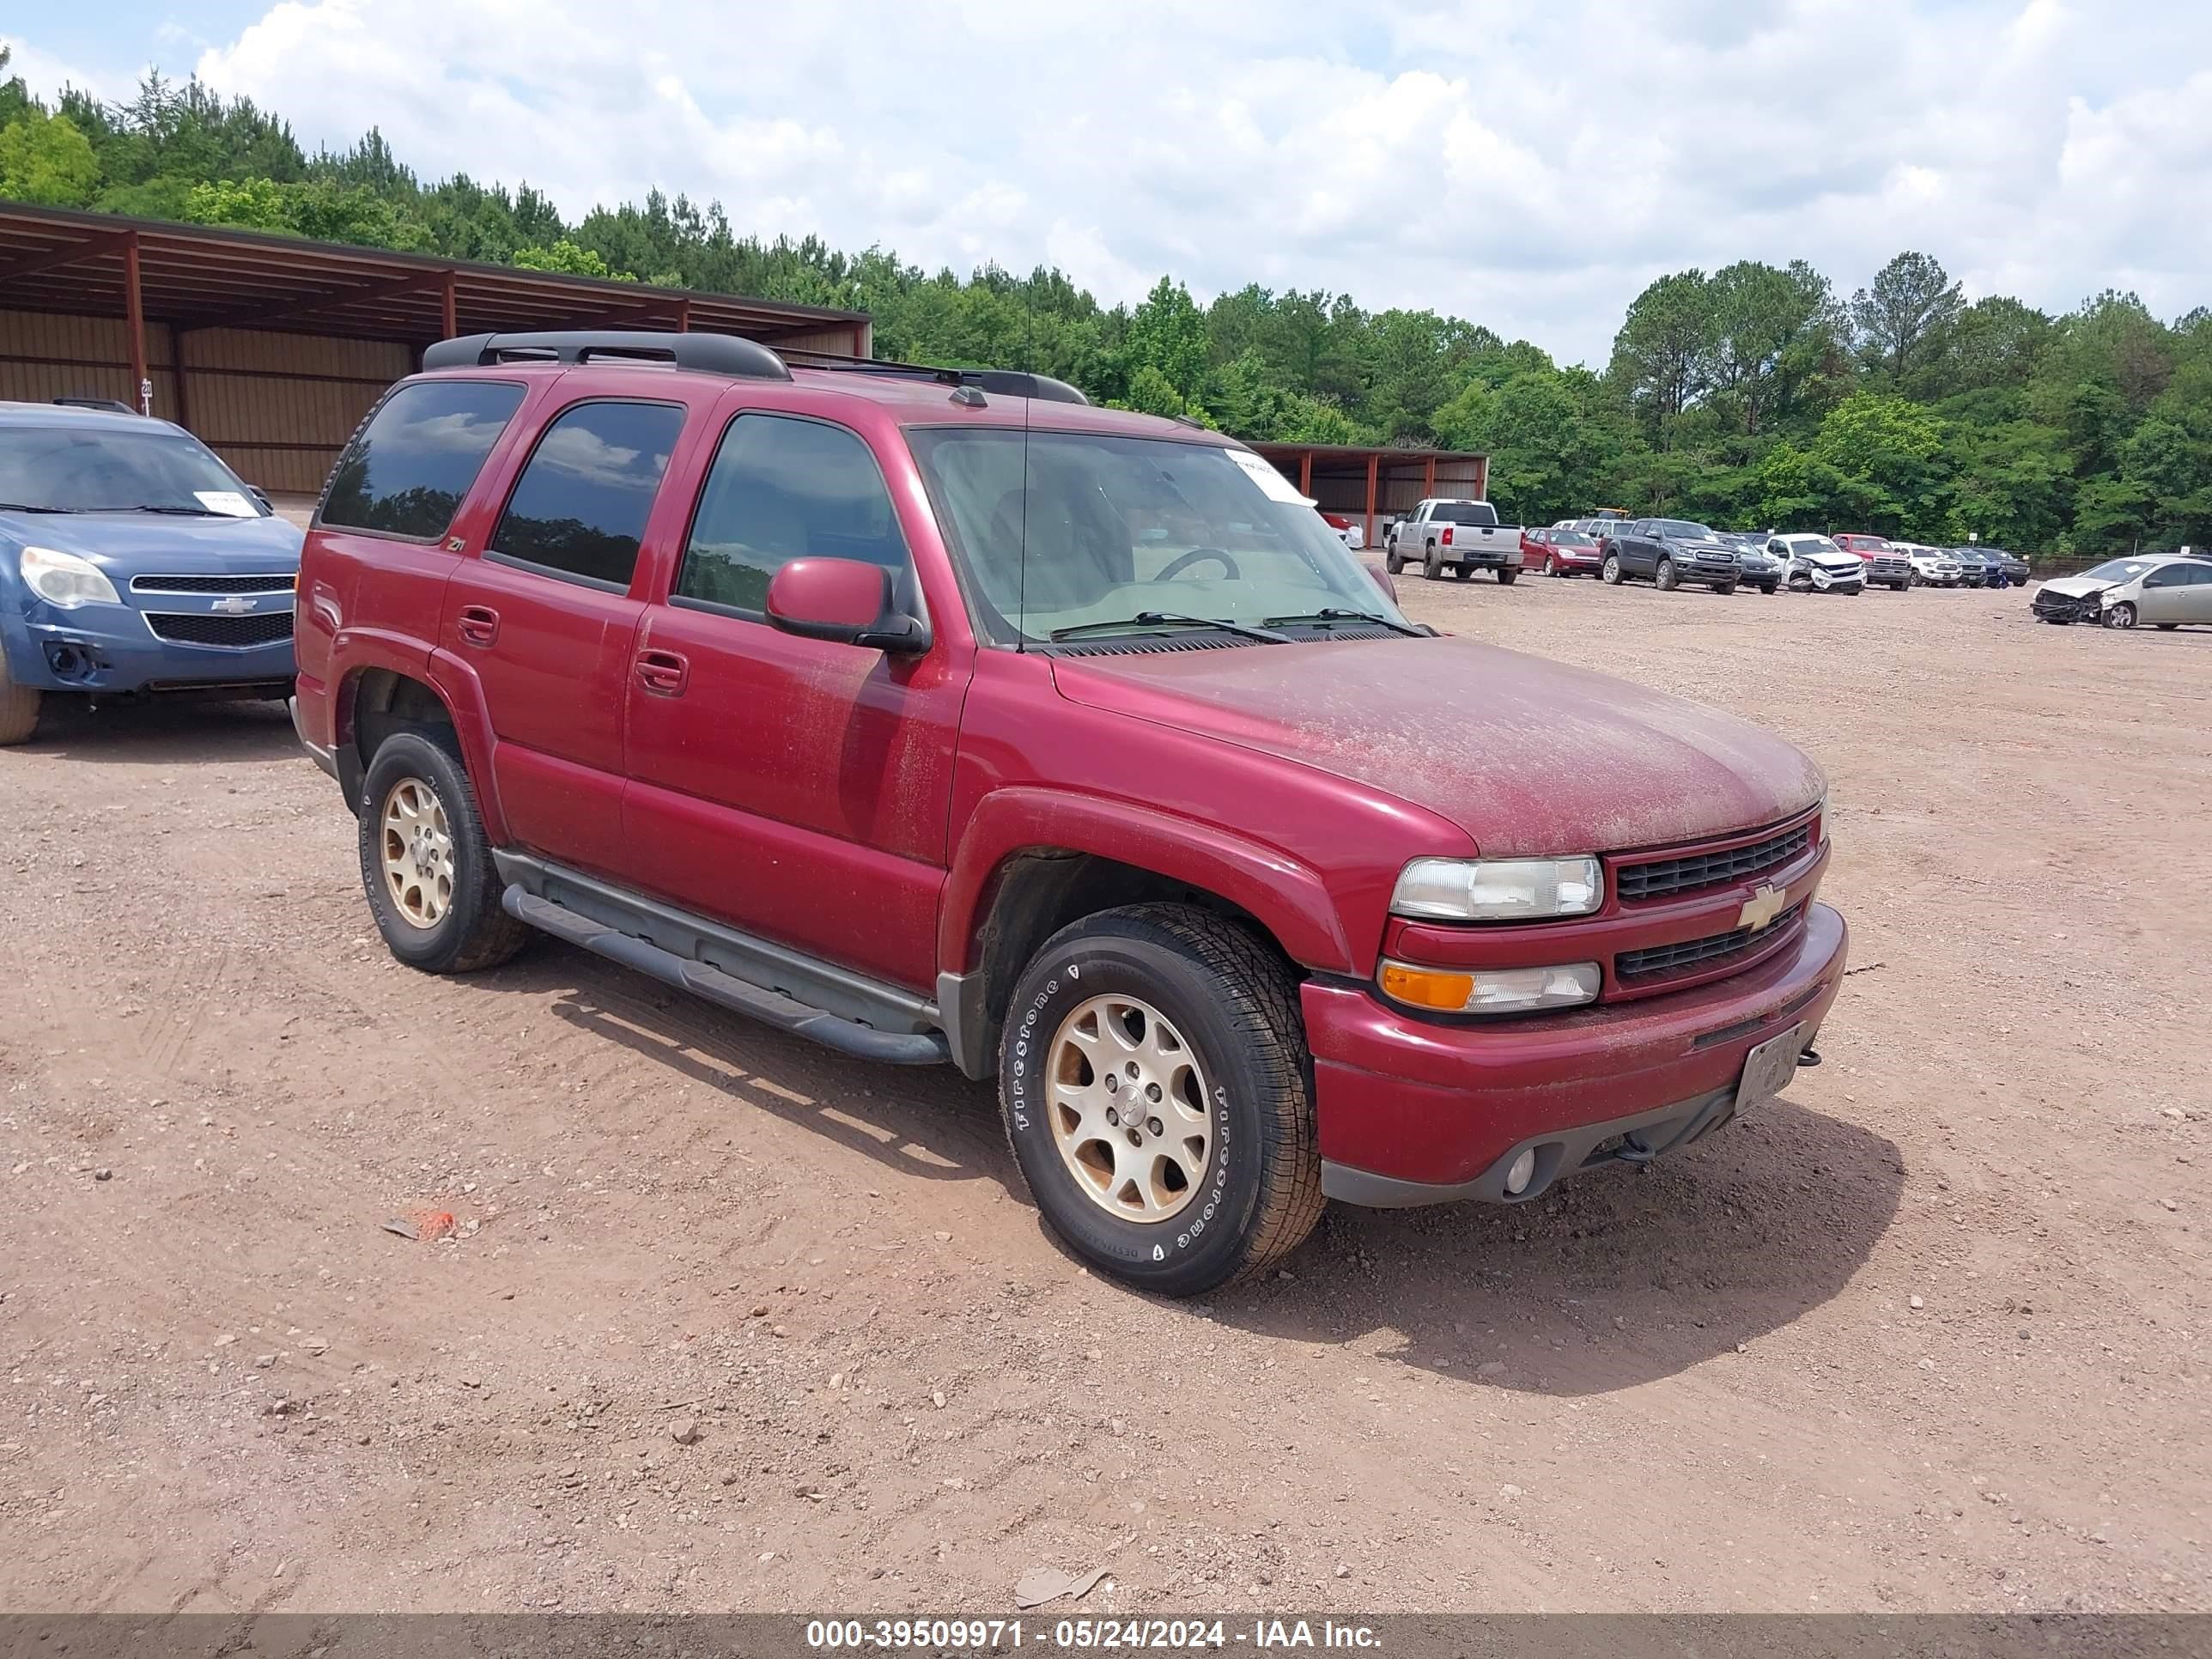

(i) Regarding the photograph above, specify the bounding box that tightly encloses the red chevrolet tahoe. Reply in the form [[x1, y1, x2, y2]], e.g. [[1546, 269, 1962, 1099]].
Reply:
[[293, 331, 1846, 1296]]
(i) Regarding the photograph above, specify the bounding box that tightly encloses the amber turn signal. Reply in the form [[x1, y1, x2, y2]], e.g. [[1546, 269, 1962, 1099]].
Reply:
[[1377, 962, 1477, 1010]]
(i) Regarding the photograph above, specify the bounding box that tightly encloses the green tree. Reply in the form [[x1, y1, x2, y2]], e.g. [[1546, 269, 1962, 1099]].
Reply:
[[1610, 271, 1715, 448], [0, 110, 101, 205], [1126, 276, 1209, 404], [514, 240, 630, 279], [1851, 252, 1963, 384]]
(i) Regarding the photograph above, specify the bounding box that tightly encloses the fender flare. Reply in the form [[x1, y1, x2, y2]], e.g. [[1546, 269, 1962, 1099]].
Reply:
[[937, 786, 1355, 979]]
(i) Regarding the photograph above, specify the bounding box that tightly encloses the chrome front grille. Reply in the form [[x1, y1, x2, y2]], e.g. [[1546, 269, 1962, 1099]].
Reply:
[[1614, 822, 1813, 903]]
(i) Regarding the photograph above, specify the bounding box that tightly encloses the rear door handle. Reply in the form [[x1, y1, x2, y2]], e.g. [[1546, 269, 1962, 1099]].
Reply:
[[635, 648, 688, 696], [457, 605, 499, 647]]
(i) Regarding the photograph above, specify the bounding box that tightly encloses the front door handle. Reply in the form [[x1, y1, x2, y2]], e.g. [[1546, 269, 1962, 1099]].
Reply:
[[457, 605, 499, 647], [635, 648, 689, 696]]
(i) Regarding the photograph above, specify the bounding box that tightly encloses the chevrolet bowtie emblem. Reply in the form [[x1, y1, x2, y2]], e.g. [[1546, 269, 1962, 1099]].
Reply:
[[214, 595, 258, 614], [1737, 883, 1790, 932]]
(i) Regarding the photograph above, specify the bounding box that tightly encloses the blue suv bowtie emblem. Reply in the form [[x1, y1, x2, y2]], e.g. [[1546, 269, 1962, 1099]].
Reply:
[[213, 595, 258, 615]]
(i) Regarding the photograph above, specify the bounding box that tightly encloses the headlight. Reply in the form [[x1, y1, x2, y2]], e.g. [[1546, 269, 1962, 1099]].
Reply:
[[1379, 959, 1601, 1015], [20, 546, 121, 608], [1391, 856, 1603, 921]]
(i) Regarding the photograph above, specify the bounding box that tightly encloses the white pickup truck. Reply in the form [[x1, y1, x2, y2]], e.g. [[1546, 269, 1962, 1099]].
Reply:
[[1381, 498, 1524, 584]]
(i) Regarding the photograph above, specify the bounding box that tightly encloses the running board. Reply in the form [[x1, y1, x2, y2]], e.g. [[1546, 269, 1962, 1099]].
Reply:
[[501, 886, 951, 1066]]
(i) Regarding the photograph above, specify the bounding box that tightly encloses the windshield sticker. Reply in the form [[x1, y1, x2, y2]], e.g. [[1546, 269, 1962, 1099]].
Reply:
[[193, 490, 258, 517], [1224, 448, 1311, 506]]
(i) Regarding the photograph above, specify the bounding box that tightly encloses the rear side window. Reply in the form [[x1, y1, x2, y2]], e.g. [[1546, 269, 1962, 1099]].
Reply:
[[489, 400, 685, 589], [674, 414, 908, 615], [320, 380, 526, 540]]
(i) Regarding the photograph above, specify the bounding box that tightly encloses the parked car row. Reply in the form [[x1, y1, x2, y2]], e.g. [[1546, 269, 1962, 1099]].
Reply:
[[1528, 518, 2034, 600]]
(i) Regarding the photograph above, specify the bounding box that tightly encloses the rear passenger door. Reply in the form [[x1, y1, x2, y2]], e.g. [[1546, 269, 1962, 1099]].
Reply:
[[618, 404, 969, 995], [438, 392, 696, 878]]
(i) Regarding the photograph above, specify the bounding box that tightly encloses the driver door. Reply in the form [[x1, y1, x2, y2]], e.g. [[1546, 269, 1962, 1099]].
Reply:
[[617, 403, 969, 994], [1621, 520, 1659, 576]]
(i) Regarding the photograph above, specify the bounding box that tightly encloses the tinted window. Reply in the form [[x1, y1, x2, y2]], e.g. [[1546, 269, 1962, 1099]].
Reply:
[[1431, 501, 1498, 526], [321, 380, 526, 540], [490, 400, 684, 587], [675, 414, 907, 614]]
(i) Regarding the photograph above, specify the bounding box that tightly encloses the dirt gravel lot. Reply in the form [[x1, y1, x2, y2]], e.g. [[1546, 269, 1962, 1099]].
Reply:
[[0, 573, 2204, 1616]]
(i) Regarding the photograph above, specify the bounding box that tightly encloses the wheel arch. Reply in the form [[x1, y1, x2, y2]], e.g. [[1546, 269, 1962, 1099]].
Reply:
[[937, 791, 1352, 1080], [339, 656, 505, 841]]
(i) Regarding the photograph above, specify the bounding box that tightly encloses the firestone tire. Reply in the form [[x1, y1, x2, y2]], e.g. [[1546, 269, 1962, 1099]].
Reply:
[[1495, 567, 1518, 586], [2103, 602, 2136, 630], [1759, 582, 1778, 595], [0, 654, 40, 747], [1601, 554, 1623, 585], [1713, 580, 1737, 596], [997, 905, 1324, 1298], [1422, 544, 1443, 580], [1383, 548, 1403, 576], [1656, 557, 1679, 592], [357, 726, 532, 975], [1453, 562, 1474, 581]]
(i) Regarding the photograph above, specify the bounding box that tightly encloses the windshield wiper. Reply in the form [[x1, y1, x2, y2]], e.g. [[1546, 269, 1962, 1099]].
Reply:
[[1262, 607, 1430, 637], [1049, 611, 1289, 645], [121, 504, 228, 516], [0, 501, 76, 513]]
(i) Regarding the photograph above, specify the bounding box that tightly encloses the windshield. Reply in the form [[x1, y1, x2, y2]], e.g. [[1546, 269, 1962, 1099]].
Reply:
[[2081, 559, 2156, 583], [1553, 530, 1595, 547], [908, 428, 1409, 645], [1787, 537, 1844, 558], [1431, 501, 1497, 526], [0, 423, 264, 515], [1654, 520, 1717, 539]]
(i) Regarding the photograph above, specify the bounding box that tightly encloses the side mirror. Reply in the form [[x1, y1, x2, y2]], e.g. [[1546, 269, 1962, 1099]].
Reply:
[[1362, 560, 1400, 604], [764, 558, 928, 653]]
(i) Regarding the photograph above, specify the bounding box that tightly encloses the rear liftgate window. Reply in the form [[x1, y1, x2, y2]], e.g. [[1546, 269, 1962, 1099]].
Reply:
[[319, 380, 527, 541]]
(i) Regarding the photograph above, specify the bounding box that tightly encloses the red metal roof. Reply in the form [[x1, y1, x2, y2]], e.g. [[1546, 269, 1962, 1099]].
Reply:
[[0, 202, 868, 345]]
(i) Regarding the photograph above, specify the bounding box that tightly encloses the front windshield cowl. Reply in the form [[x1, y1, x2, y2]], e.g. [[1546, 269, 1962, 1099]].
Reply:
[[907, 426, 1417, 648]]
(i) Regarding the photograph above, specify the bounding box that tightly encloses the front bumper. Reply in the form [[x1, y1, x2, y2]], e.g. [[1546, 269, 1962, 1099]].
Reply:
[[1306, 901, 1846, 1204], [1805, 567, 1863, 591], [2033, 588, 2100, 622], [3, 600, 295, 696]]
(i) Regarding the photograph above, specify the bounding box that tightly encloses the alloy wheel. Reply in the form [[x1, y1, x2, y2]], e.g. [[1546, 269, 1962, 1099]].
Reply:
[[380, 776, 455, 929], [1046, 994, 1212, 1224]]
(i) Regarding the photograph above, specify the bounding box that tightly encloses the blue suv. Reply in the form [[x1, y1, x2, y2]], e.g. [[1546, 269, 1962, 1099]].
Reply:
[[0, 401, 304, 744]]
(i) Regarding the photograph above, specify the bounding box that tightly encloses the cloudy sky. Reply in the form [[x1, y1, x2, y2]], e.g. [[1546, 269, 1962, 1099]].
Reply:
[[7, 1, 2209, 363]]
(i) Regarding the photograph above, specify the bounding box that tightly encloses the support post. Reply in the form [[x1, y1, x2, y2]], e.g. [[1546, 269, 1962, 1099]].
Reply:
[[167, 322, 192, 434], [440, 270, 459, 341], [1364, 451, 1380, 550], [124, 234, 150, 416], [1298, 450, 1313, 497], [675, 299, 691, 333], [1424, 454, 1437, 500]]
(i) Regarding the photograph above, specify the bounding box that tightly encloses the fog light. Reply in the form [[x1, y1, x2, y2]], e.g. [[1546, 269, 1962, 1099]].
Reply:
[[1504, 1148, 1537, 1196]]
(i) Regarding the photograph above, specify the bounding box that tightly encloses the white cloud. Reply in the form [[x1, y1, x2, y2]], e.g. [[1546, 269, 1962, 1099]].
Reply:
[[25, 0, 2202, 362]]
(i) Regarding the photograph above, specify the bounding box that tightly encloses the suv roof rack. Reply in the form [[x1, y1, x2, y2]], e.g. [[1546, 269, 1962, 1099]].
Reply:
[[781, 349, 1091, 406], [52, 396, 140, 415], [422, 330, 791, 381]]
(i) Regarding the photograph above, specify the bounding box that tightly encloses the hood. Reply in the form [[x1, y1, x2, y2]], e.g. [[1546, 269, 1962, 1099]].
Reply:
[[0, 509, 303, 575], [1049, 636, 1825, 857], [2039, 574, 2113, 599], [1803, 552, 1859, 570]]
